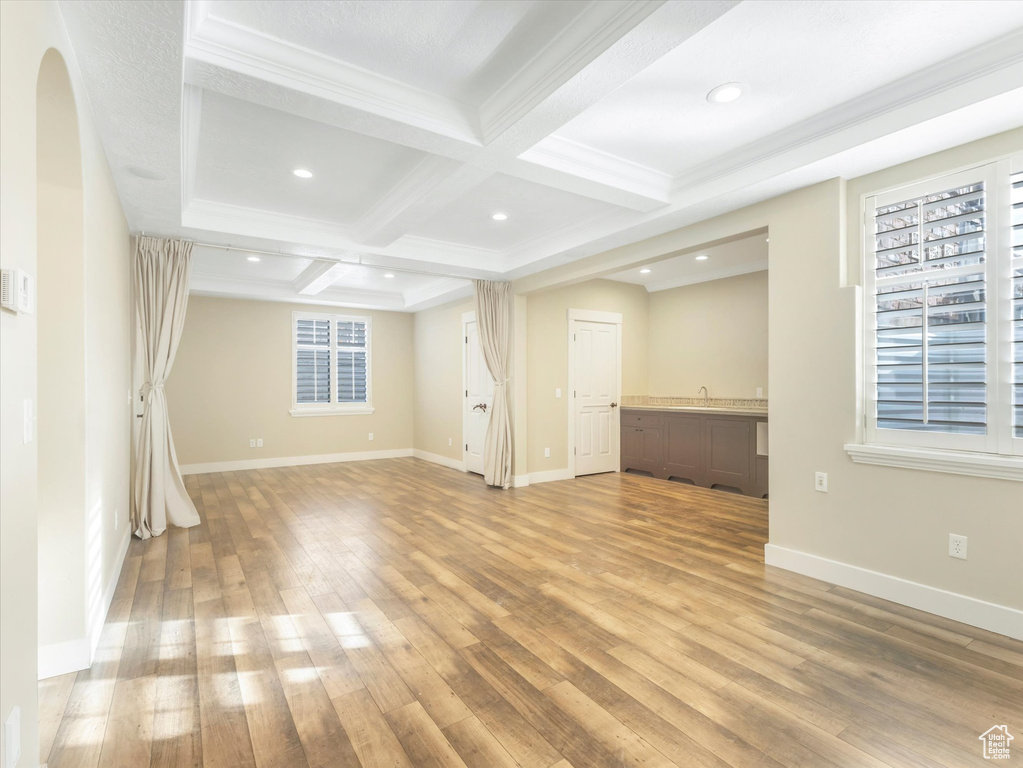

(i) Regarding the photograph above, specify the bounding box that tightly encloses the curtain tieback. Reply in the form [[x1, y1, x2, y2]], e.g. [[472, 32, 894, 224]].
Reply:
[[140, 382, 165, 400]]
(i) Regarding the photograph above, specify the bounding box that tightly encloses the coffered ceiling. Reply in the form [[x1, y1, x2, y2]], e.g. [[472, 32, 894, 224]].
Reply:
[[58, 0, 1023, 311]]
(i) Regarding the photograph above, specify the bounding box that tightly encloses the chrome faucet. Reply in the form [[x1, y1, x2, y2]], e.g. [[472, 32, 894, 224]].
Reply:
[[699, 386, 709, 407]]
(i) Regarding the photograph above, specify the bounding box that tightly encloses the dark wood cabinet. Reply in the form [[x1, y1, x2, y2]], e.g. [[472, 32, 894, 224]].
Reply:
[[620, 408, 767, 498]]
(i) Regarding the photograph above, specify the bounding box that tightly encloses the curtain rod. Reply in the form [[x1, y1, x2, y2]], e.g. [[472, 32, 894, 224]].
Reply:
[[139, 234, 486, 286], [188, 240, 486, 282]]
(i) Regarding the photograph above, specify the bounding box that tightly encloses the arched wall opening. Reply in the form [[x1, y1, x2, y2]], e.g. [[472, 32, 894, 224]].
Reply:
[[36, 47, 88, 674]]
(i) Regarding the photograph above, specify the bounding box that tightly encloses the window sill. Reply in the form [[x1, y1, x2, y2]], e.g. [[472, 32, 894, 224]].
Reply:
[[844, 443, 1023, 482], [290, 406, 375, 417]]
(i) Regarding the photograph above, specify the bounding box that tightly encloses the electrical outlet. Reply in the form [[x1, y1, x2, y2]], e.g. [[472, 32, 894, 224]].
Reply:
[[756, 387, 763, 398], [5, 705, 20, 768], [249, 439, 256, 448], [256, 438, 263, 448], [544, 447, 551, 458], [949, 534, 968, 560], [368, 432, 374, 441], [448, 437, 452, 447], [556, 388, 562, 398], [814, 472, 828, 492]]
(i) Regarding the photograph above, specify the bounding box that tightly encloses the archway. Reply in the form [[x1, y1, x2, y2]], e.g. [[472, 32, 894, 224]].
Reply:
[[36, 48, 88, 677]]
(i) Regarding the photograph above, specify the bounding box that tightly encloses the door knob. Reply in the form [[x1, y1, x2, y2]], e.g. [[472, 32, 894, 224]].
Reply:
[[473, 403, 488, 412], [610, 402, 618, 408]]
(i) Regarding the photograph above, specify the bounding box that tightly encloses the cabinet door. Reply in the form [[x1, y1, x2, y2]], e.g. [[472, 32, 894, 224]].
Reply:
[[641, 428, 662, 464], [663, 415, 702, 484], [621, 426, 644, 463], [704, 418, 751, 492]]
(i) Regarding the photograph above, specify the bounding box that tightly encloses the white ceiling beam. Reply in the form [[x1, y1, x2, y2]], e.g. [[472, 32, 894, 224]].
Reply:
[[190, 272, 408, 311], [355, 0, 737, 245], [292, 260, 357, 296]]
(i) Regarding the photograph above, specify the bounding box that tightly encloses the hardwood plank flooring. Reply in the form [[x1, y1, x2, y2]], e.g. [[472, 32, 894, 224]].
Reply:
[[41, 458, 1023, 767]]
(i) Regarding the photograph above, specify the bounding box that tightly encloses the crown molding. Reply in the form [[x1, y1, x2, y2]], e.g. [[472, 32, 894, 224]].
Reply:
[[355, 154, 462, 245], [478, 0, 664, 144], [518, 134, 671, 208], [402, 277, 473, 310], [184, 1, 481, 146], [179, 84, 202, 212]]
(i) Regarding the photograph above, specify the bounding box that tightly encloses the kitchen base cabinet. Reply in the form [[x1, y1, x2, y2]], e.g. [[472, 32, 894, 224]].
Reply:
[[621, 408, 767, 498]]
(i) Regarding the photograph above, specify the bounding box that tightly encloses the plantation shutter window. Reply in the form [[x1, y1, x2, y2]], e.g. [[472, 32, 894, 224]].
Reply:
[[863, 157, 1022, 458], [295, 318, 331, 404], [337, 320, 368, 403], [1012, 166, 1023, 440], [292, 312, 373, 415]]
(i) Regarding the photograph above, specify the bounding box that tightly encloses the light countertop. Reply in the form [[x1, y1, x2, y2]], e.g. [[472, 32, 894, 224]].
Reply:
[[622, 404, 768, 417]]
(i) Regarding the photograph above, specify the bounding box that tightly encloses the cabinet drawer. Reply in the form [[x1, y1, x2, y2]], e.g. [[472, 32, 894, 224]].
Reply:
[[621, 411, 657, 427]]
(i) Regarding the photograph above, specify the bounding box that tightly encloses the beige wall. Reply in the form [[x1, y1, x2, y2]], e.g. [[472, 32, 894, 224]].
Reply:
[[647, 270, 768, 398], [168, 297, 414, 465], [1, 1, 132, 762], [514, 128, 1023, 613], [525, 279, 648, 473]]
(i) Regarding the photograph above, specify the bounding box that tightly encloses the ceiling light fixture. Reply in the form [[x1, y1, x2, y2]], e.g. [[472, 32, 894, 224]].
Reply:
[[639, 268, 651, 274], [246, 255, 261, 262], [491, 212, 508, 221], [384, 273, 395, 279], [695, 254, 709, 261], [707, 82, 745, 104], [293, 168, 313, 178]]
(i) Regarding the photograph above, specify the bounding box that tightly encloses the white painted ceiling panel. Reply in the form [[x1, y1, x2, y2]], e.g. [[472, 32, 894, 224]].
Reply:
[[194, 91, 428, 225], [553, 0, 1023, 177], [406, 173, 622, 252], [606, 232, 768, 290]]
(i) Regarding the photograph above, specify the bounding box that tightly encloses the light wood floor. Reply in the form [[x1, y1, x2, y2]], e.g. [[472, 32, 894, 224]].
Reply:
[[41, 458, 1022, 767]]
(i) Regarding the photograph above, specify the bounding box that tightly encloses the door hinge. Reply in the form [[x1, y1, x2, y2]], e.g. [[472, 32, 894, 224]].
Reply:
[[465, 389, 468, 397], [573, 333, 576, 341], [465, 443, 468, 451], [574, 446, 577, 455], [465, 335, 468, 343]]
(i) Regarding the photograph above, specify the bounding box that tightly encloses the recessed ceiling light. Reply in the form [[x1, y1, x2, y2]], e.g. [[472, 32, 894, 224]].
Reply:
[[246, 255, 260, 262], [293, 168, 313, 178], [695, 254, 709, 261], [491, 212, 508, 221], [384, 273, 395, 279], [639, 268, 651, 274], [707, 82, 745, 104]]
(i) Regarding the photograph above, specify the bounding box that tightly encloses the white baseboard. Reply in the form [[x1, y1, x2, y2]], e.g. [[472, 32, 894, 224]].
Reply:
[[412, 449, 466, 472], [512, 474, 529, 487], [39, 528, 131, 680], [180, 448, 414, 475], [765, 543, 1023, 641], [528, 468, 574, 485], [38, 637, 91, 681]]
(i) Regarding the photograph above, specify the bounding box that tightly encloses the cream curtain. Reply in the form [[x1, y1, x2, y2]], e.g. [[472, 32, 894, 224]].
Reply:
[[132, 236, 200, 538], [473, 280, 512, 489]]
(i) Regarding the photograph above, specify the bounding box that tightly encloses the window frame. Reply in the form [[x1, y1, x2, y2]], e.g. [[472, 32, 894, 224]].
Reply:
[[854, 154, 1023, 476], [290, 310, 374, 417]]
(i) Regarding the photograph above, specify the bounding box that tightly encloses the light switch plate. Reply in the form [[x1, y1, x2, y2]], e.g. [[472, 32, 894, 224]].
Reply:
[[555, 388, 562, 398], [368, 433, 374, 441], [256, 438, 263, 448], [814, 472, 828, 492], [544, 447, 551, 458]]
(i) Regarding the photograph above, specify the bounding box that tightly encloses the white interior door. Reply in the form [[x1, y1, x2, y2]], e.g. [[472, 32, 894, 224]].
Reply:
[[464, 319, 493, 475], [573, 319, 620, 476]]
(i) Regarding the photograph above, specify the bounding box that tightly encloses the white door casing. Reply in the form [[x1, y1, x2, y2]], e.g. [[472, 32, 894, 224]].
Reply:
[[463, 313, 493, 475], [569, 310, 621, 476]]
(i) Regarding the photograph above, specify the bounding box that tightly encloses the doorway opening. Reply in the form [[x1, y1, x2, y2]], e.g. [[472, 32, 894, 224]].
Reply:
[[36, 48, 88, 678]]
